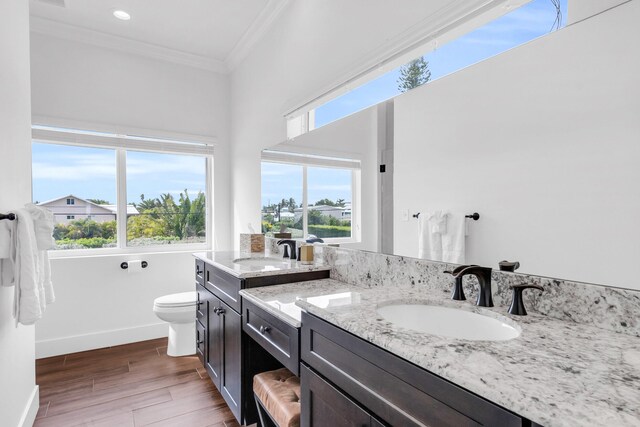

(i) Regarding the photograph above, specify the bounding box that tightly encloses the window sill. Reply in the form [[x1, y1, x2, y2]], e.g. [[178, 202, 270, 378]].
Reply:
[[48, 244, 210, 260]]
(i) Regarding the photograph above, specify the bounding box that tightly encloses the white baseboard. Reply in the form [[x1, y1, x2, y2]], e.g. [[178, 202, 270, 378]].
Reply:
[[36, 323, 168, 358], [18, 386, 39, 427]]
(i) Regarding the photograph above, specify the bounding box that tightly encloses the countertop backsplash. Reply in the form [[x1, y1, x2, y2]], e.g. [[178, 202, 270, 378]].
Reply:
[[316, 245, 640, 337]]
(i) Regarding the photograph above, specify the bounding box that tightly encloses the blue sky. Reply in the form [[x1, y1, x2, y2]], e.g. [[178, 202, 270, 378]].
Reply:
[[261, 162, 352, 208], [32, 143, 205, 205], [33, 0, 566, 209]]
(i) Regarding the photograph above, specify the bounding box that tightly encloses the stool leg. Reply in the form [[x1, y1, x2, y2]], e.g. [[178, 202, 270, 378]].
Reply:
[[254, 393, 278, 427]]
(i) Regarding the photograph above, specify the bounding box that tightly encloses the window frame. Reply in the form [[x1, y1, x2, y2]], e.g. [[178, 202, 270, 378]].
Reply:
[[261, 151, 361, 244], [32, 126, 214, 258]]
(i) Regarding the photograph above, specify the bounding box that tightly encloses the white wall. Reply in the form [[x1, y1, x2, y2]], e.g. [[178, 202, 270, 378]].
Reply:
[[394, 1, 640, 289], [0, 1, 39, 426], [36, 252, 195, 358], [29, 35, 232, 356], [229, 0, 506, 249], [30, 33, 232, 251], [567, 0, 628, 24], [267, 104, 388, 251]]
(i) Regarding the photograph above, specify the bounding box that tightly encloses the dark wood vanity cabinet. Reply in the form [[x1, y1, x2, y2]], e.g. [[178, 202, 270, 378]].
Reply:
[[242, 298, 300, 375], [301, 311, 528, 427], [195, 259, 329, 425], [301, 364, 384, 427]]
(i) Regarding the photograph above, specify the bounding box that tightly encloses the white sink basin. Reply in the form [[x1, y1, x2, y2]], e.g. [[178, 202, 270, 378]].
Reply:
[[232, 257, 288, 267], [376, 304, 520, 341]]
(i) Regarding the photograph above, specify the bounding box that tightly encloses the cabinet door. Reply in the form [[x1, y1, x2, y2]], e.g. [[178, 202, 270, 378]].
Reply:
[[206, 294, 223, 389], [220, 302, 242, 421], [301, 364, 373, 427], [196, 320, 206, 365]]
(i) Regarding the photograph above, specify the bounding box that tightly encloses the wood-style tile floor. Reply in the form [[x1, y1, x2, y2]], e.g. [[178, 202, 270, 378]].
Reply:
[[34, 338, 240, 427]]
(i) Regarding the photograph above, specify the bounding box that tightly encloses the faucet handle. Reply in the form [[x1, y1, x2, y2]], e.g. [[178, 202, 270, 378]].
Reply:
[[443, 264, 479, 277], [499, 260, 520, 272], [508, 284, 544, 316]]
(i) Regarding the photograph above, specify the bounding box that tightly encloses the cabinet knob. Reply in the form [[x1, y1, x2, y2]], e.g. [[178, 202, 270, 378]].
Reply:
[[215, 307, 225, 315], [259, 325, 271, 334]]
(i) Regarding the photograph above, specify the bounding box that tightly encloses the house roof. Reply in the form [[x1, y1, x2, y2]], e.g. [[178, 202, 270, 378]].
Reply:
[[37, 194, 138, 215]]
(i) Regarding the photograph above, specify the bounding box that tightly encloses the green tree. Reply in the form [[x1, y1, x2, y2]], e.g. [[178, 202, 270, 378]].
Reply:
[[136, 194, 160, 212], [397, 56, 431, 92], [314, 198, 338, 207]]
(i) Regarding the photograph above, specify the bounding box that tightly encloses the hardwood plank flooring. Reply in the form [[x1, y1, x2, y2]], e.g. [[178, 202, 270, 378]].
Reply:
[[35, 338, 240, 427]]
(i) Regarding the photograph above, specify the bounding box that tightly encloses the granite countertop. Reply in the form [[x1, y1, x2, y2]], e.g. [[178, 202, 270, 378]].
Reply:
[[192, 251, 331, 279], [241, 278, 640, 427], [240, 279, 358, 327]]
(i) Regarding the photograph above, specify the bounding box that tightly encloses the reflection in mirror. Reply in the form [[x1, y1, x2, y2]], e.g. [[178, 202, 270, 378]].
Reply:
[[265, 1, 639, 290]]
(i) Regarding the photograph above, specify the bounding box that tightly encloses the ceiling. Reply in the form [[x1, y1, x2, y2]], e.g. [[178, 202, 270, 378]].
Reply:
[[29, 0, 288, 72]]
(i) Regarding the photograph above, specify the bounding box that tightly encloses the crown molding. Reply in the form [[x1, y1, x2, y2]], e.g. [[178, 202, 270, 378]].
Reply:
[[225, 0, 291, 71], [29, 16, 229, 74]]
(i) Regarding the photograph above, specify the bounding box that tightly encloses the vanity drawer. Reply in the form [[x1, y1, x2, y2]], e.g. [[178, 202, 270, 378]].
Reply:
[[196, 319, 206, 365], [301, 312, 524, 427], [205, 264, 241, 313], [243, 298, 300, 375], [196, 284, 208, 323], [195, 259, 205, 285]]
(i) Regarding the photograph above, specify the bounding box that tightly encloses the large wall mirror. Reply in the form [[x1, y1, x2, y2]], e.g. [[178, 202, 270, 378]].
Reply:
[[264, 0, 639, 291]]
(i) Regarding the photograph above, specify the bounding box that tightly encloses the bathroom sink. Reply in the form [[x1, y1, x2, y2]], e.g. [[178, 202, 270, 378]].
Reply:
[[376, 304, 520, 341], [232, 257, 288, 267]]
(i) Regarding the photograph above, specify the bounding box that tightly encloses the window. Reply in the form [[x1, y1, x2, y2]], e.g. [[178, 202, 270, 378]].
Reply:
[[289, 0, 567, 132], [126, 151, 207, 247], [32, 126, 213, 252], [261, 153, 359, 242]]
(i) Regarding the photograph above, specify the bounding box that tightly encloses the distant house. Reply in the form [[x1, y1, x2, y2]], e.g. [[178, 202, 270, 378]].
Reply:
[[294, 204, 351, 222], [37, 195, 139, 224]]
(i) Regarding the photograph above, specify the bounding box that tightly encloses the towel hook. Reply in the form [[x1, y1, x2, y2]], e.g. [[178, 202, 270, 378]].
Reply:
[[0, 213, 16, 221], [465, 213, 480, 221]]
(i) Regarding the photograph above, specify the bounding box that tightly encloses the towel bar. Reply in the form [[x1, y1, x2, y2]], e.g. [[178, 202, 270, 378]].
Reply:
[[412, 212, 480, 221], [0, 213, 16, 221]]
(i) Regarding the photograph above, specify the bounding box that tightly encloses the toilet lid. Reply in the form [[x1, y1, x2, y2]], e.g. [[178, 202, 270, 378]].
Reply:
[[154, 291, 197, 308]]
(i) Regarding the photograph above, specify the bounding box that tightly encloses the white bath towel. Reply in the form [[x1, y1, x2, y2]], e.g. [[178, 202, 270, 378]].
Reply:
[[0, 221, 16, 287], [25, 203, 56, 305], [442, 213, 466, 264], [13, 209, 43, 325], [418, 211, 448, 261], [0, 221, 10, 259]]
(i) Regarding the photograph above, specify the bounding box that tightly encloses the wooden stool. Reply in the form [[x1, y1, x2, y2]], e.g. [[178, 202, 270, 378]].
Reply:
[[253, 368, 301, 427]]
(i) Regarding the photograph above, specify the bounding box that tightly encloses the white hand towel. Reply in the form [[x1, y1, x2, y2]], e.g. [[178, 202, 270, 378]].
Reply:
[[418, 211, 444, 261], [429, 211, 448, 235], [442, 213, 466, 264]]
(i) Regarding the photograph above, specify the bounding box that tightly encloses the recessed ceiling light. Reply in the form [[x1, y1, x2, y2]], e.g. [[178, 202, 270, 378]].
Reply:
[[113, 10, 131, 21]]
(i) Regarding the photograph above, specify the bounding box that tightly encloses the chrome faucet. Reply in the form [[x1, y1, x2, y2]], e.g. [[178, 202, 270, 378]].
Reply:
[[277, 239, 297, 260], [449, 265, 494, 307]]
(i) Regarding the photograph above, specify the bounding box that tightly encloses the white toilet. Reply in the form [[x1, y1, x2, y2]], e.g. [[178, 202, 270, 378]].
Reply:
[[153, 291, 197, 357]]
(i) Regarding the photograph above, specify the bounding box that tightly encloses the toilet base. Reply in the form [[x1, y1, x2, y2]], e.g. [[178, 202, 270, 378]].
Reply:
[[166, 321, 196, 357]]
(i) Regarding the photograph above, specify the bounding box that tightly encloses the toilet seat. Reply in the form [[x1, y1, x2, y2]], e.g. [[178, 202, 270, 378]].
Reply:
[[154, 291, 197, 309]]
